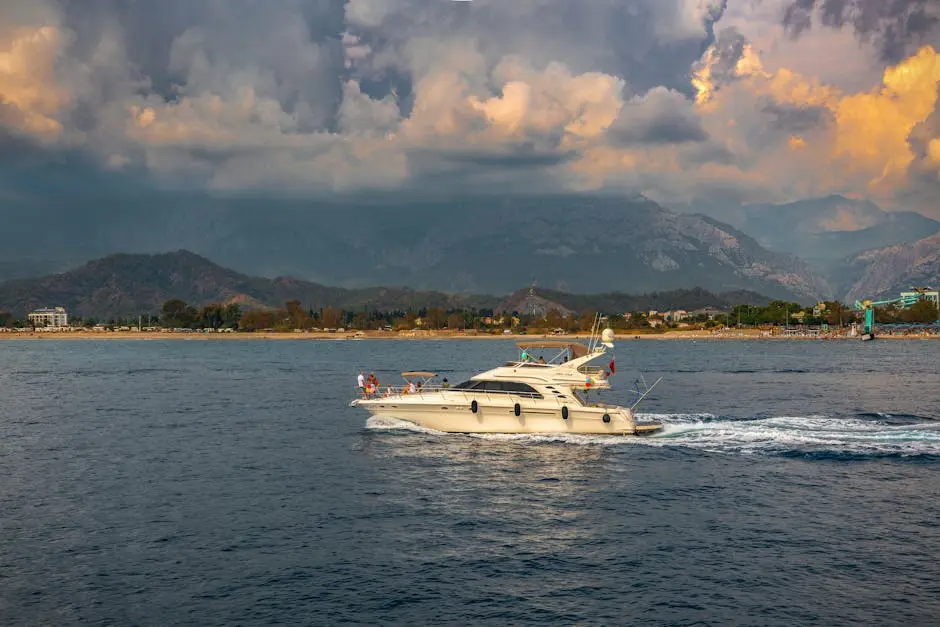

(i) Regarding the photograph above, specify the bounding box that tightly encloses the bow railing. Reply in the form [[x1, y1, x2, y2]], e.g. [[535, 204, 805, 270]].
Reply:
[[356, 386, 544, 400]]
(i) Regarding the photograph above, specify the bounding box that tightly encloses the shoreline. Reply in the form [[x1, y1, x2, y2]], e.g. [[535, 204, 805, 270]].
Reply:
[[0, 330, 936, 341]]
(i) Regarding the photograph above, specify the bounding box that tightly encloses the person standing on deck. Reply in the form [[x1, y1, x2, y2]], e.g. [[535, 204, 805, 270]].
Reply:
[[357, 371, 365, 397]]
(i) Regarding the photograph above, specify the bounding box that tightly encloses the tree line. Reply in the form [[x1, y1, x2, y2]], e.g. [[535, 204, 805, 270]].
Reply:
[[2, 296, 937, 331]]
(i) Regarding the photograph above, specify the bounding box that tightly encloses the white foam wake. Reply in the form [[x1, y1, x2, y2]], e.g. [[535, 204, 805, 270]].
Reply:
[[364, 414, 940, 457], [636, 414, 940, 457], [365, 416, 446, 435]]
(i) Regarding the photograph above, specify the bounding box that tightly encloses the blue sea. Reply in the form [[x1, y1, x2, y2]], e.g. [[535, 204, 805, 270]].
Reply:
[[1, 338, 939, 626]]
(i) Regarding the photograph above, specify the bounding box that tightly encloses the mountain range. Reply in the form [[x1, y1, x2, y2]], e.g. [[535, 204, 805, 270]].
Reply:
[[842, 231, 940, 303], [0, 251, 495, 320], [0, 194, 832, 302], [0, 251, 770, 320], [696, 195, 940, 297], [1, 193, 936, 303], [704, 195, 938, 263]]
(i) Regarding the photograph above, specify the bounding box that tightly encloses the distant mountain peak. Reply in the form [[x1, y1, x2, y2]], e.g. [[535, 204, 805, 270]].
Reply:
[[693, 196, 940, 289], [844, 231, 940, 302], [496, 289, 574, 316], [86, 249, 221, 269]]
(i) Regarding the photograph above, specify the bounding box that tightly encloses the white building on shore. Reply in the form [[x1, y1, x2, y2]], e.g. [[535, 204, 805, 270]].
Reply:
[[28, 307, 69, 328]]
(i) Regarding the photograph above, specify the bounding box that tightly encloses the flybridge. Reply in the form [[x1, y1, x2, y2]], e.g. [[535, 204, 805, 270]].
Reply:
[[516, 341, 589, 361]]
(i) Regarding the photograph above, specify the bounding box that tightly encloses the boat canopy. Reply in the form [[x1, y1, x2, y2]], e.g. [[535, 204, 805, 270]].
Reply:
[[516, 341, 589, 359], [401, 371, 437, 379]]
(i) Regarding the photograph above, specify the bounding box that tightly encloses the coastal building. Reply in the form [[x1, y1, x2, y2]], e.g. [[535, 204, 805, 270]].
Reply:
[[664, 310, 689, 322], [690, 306, 725, 320], [27, 307, 69, 328]]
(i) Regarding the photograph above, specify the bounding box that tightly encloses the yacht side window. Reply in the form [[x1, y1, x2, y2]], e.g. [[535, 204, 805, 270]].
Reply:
[[450, 380, 542, 399], [482, 380, 543, 398], [505, 381, 542, 397]]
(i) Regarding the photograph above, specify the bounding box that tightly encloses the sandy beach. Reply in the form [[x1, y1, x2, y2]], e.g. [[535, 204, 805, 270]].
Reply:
[[1, 329, 935, 340]]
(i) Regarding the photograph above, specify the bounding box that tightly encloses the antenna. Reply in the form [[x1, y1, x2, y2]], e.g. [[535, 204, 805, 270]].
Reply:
[[587, 311, 603, 351]]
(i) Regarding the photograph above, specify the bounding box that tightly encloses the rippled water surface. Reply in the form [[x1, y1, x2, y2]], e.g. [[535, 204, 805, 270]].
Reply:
[[1, 338, 939, 625]]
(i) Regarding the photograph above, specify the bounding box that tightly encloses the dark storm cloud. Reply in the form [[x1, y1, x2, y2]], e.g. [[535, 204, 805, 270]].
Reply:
[[677, 140, 737, 167], [691, 26, 749, 93], [761, 101, 834, 133], [59, 0, 348, 84], [437, 149, 577, 169], [0, 129, 149, 195], [609, 88, 708, 145], [54, 0, 349, 131], [613, 115, 707, 145], [0, 127, 59, 169], [782, 0, 940, 61], [592, 1, 727, 96], [344, 1, 730, 97]]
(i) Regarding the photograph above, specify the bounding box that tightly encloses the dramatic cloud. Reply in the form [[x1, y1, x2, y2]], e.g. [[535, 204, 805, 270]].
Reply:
[[782, 0, 940, 62], [683, 27, 940, 207], [609, 87, 708, 145], [0, 0, 938, 215]]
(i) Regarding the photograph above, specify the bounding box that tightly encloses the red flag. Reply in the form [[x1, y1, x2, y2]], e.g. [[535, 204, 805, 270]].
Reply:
[[608, 356, 616, 374]]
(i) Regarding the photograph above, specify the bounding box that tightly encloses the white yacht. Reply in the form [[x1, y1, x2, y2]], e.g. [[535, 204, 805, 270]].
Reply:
[[350, 327, 663, 436]]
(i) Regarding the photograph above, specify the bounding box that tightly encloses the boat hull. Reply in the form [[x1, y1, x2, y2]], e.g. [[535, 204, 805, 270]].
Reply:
[[352, 392, 661, 435]]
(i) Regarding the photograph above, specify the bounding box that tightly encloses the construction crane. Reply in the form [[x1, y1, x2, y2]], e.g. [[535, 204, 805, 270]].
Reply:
[[853, 293, 923, 340]]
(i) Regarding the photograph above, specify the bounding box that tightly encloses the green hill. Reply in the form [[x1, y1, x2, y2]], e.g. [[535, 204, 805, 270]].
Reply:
[[0, 250, 771, 320]]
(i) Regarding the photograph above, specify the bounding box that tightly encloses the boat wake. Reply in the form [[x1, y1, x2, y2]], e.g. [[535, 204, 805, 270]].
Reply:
[[365, 414, 940, 460], [365, 416, 445, 435], [638, 413, 940, 460]]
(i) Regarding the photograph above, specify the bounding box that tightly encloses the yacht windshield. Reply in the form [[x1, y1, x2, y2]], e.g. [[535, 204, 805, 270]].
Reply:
[[448, 380, 542, 398]]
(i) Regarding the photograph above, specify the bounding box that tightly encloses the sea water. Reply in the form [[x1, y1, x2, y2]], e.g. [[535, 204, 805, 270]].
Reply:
[[1, 338, 938, 625]]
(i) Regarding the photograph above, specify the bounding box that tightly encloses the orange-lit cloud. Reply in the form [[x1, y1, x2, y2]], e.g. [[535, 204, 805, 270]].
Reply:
[[466, 59, 624, 146], [689, 41, 940, 203], [0, 0, 938, 216], [118, 39, 940, 208], [0, 25, 68, 140], [834, 46, 940, 193]]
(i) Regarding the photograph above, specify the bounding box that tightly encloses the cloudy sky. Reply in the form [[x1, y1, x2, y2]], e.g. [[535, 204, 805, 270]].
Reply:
[[1, 0, 939, 216]]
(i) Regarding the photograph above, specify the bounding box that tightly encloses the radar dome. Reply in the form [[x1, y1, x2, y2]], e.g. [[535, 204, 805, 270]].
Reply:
[[601, 328, 615, 346]]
